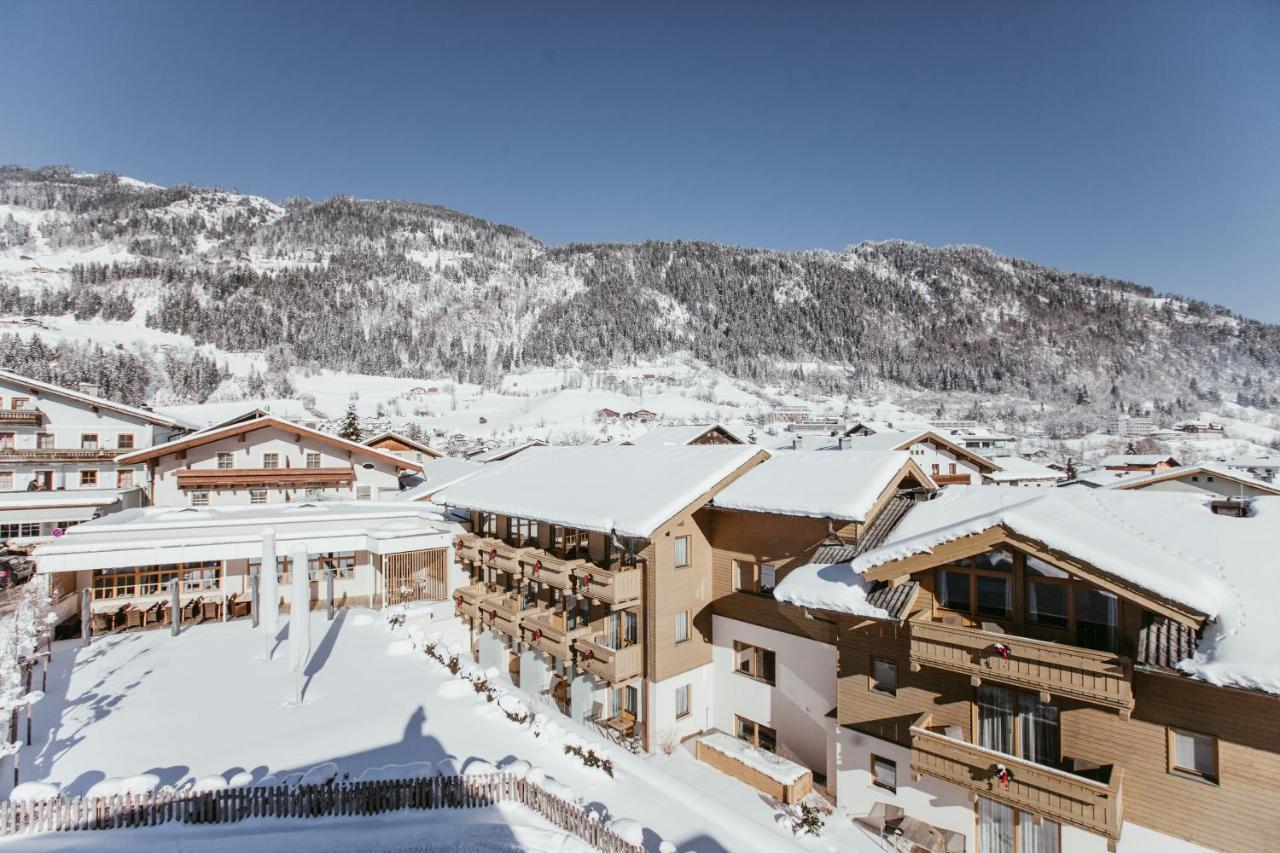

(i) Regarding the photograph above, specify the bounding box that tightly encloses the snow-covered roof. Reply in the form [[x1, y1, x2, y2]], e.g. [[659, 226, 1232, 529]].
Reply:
[[983, 456, 1064, 483], [116, 415, 424, 472], [773, 562, 895, 619], [435, 445, 765, 537], [1097, 453, 1179, 467], [34, 501, 454, 573], [398, 458, 484, 499], [783, 486, 1280, 695], [1219, 454, 1280, 470], [363, 430, 443, 458], [0, 368, 183, 428], [466, 440, 547, 463], [712, 451, 926, 522], [0, 488, 134, 509], [1061, 467, 1149, 488], [841, 429, 1001, 472], [625, 423, 745, 447], [1106, 463, 1280, 495]]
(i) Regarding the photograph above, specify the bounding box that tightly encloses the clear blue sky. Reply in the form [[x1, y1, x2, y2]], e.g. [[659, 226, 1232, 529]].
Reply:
[[2, 1, 1278, 320]]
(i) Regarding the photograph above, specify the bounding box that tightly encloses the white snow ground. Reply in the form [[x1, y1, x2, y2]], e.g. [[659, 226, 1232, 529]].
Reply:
[[13, 610, 879, 852]]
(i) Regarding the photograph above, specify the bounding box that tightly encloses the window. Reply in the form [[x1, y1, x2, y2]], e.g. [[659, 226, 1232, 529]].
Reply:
[[870, 658, 897, 696], [79, 469, 98, 487], [734, 561, 778, 594], [355, 485, 372, 500], [673, 535, 690, 568], [938, 568, 972, 612], [1168, 728, 1218, 783], [977, 684, 1060, 767], [10, 397, 29, 410], [978, 796, 1061, 853], [1075, 588, 1119, 652], [250, 551, 357, 583], [91, 561, 223, 600], [550, 524, 589, 558], [507, 517, 537, 547], [734, 641, 776, 684], [262, 452, 280, 469], [80, 433, 99, 450], [735, 716, 777, 753], [674, 610, 690, 644], [937, 549, 1013, 621], [477, 512, 498, 537], [305, 452, 321, 469], [36, 433, 54, 449], [0, 433, 14, 449], [117, 469, 134, 489], [216, 452, 234, 470], [116, 433, 135, 450], [674, 684, 691, 719], [0, 523, 40, 539], [0, 472, 11, 490], [191, 490, 210, 507], [250, 489, 267, 505], [931, 463, 940, 475], [870, 755, 897, 792]]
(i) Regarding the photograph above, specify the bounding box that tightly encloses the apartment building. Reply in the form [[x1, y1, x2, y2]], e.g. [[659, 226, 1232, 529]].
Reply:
[[775, 487, 1279, 852], [437, 445, 770, 749], [116, 415, 421, 507]]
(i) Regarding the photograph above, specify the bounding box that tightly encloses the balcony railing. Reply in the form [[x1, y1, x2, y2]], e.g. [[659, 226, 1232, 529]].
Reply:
[[909, 619, 1134, 711], [515, 551, 583, 592], [931, 473, 971, 486], [910, 715, 1123, 840], [455, 535, 529, 576], [572, 563, 643, 606], [454, 582, 489, 620], [0, 447, 125, 462], [574, 635, 644, 683], [174, 467, 355, 489], [486, 592, 545, 640], [0, 410, 43, 427], [523, 612, 590, 661]]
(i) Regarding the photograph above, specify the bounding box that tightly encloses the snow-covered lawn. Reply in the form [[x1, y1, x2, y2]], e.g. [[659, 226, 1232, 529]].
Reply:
[[13, 610, 879, 851]]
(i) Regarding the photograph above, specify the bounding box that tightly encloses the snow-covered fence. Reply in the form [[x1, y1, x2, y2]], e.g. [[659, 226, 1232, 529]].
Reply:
[[0, 774, 643, 851]]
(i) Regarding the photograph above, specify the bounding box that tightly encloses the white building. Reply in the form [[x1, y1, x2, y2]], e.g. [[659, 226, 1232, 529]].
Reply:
[[982, 455, 1065, 488], [1109, 413, 1155, 437], [840, 430, 1001, 486], [116, 415, 423, 507], [0, 369, 189, 494]]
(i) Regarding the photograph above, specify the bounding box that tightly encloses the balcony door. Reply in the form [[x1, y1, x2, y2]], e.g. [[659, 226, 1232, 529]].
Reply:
[[976, 685, 1060, 767], [978, 796, 1060, 853]]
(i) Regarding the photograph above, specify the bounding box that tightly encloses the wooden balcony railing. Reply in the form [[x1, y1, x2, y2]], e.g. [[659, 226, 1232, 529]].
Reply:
[[454, 582, 489, 620], [523, 612, 590, 661], [0, 447, 125, 462], [174, 467, 354, 489], [931, 473, 972, 486], [910, 715, 1123, 840], [0, 410, 44, 427], [486, 593, 545, 640], [515, 551, 583, 592], [572, 564, 643, 606], [575, 636, 644, 683], [909, 620, 1134, 712], [455, 535, 530, 576]]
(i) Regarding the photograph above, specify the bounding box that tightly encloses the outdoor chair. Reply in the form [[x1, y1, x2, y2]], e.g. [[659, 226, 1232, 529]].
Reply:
[[182, 598, 201, 623], [110, 605, 130, 632], [90, 611, 110, 636], [201, 599, 221, 621], [854, 801, 905, 839], [142, 602, 162, 628], [123, 606, 143, 631]]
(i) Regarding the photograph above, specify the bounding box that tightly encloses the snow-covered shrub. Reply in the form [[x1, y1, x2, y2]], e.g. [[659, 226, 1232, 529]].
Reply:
[[781, 800, 827, 837], [385, 607, 406, 630], [300, 762, 340, 787], [498, 694, 529, 724], [563, 741, 614, 778], [9, 782, 58, 803]]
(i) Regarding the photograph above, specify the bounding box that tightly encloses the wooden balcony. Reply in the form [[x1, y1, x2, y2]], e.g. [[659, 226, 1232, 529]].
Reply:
[[174, 467, 354, 489], [909, 619, 1134, 712], [0, 410, 44, 427], [574, 635, 644, 683], [572, 563, 643, 607], [523, 612, 589, 661], [454, 534, 530, 576], [487, 592, 545, 640], [931, 473, 972, 486], [454, 582, 488, 620], [514, 550, 583, 592], [910, 716, 1123, 841]]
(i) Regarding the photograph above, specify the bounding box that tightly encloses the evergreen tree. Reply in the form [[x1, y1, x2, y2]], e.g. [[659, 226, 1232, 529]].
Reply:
[[338, 402, 362, 441]]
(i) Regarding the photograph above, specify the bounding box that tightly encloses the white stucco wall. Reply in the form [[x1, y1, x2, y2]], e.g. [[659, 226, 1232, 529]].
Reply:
[[902, 440, 983, 485], [710, 614, 836, 774], [647, 662, 714, 751]]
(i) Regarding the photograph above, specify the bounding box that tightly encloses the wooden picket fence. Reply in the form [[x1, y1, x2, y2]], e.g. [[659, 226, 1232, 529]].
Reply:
[[0, 773, 641, 851]]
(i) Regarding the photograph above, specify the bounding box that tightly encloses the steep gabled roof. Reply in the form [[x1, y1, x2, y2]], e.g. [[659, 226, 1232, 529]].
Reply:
[[436, 445, 767, 537], [115, 415, 424, 472], [363, 430, 444, 459], [0, 368, 182, 428], [466, 440, 547, 463], [842, 429, 1002, 474], [712, 451, 934, 522], [624, 423, 746, 447]]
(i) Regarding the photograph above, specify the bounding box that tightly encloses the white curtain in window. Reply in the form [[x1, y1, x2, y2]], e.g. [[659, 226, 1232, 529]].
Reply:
[[1018, 693, 1060, 766], [1019, 812, 1060, 853], [978, 797, 1014, 853], [978, 685, 1014, 754]]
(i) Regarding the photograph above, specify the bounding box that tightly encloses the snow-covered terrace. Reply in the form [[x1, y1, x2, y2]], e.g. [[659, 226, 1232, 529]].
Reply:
[[775, 487, 1280, 695], [435, 445, 766, 537], [32, 501, 455, 573]]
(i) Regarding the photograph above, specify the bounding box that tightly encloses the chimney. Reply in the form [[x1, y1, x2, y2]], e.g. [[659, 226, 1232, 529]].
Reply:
[[792, 434, 805, 451], [838, 435, 853, 450], [77, 382, 101, 397]]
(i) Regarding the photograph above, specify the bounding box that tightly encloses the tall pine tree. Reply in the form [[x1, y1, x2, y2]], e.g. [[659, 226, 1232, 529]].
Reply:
[[338, 401, 362, 441]]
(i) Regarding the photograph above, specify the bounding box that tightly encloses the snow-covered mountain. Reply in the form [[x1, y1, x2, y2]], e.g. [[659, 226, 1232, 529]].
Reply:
[[1, 164, 1277, 441]]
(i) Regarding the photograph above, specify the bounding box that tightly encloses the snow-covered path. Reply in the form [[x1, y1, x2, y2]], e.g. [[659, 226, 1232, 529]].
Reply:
[[14, 610, 870, 852]]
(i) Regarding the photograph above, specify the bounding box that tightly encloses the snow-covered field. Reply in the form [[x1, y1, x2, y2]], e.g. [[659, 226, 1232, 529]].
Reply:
[[13, 610, 879, 852]]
